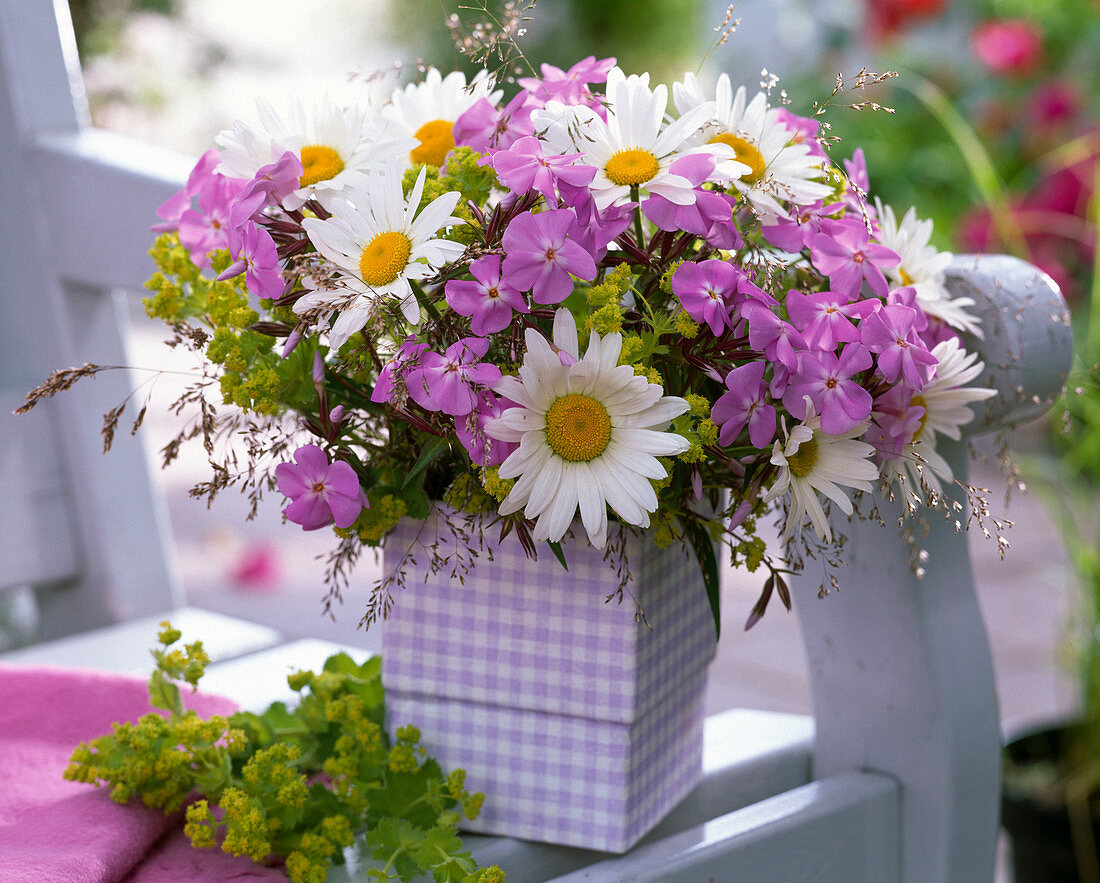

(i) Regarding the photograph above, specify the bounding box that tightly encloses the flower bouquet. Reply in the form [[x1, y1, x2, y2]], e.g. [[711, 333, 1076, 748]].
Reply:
[[46, 45, 1002, 852], [142, 58, 993, 622]]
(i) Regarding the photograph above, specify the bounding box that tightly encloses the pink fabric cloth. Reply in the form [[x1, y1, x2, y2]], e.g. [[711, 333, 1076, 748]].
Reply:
[[0, 665, 286, 882]]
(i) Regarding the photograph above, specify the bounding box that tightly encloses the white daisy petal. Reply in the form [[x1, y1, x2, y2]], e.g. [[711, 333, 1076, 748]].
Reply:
[[483, 311, 688, 542], [768, 407, 878, 542]]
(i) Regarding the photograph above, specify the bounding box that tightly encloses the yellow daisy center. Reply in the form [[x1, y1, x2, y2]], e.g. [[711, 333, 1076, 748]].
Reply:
[[359, 232, 413, 287], [299, 145, 345, 187], [787, 436, 818, 479], [910, 394, 929, 441], [709, 132, 766, 185], [545, 394, 612, 462], [605, 148, 660, 186], [899, 268, 915, 286], [410, 119, 455, 167]]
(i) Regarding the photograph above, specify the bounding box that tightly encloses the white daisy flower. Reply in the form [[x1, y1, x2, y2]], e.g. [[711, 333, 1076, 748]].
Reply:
[[297, 165, 465, 346], [485, 309, 691, 548], [882, 337, 996, 496], [382, 68, 501, 169], [765, 398, 878, 542], [532, 67, 745, 211], [875, 200, 983, 338], [215, 97, 415, 212], [673, 72, 833, 221]]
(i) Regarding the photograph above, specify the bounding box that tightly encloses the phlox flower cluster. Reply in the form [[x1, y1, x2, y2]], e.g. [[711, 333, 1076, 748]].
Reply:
[[148, 55, 995, 624]]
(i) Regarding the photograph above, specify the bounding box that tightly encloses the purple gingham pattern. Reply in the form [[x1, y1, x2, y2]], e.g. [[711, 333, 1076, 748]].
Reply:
[[380, 510, 717, 852]]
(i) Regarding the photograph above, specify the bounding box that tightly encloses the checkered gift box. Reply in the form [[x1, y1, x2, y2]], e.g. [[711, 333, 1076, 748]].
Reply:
[[381, 510, 718, 853]]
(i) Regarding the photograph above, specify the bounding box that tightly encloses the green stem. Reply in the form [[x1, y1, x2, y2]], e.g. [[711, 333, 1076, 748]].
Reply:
[[631, 185, 645, 249], [410, 280, 441, 323], [897, 72, 1027, 259], [1088, 159, 1100, 359]]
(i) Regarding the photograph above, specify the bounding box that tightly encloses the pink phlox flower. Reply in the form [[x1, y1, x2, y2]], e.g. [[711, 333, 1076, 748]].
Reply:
[[642, 154, 742, 249], [445, 254, 529, 335], [371, 337, 428, 404], [501, 209, 598, 304], [922, 318, 962, 349], [518, 56, 616, 108], [217, 222, 283, 300], [775, 108, 826, 159], [783, 345, 874, 436], [455, 90, 536, 152], [561, 186, 634, 260], [713, 361, 776, 448], [483, 136, 596, 204], [886, 286, 929, 333], [844, 149, 871, 201], [671, 259, 739, 336], [728, 272, 777, 320], [405, 337, 503, 417], [869, 385, 926, 462], [810, 216, 899, 301], [769, 361, 792, 400], [861, 303, 939, 390], [275, 444, 367, 531], [744, 303, 806, 372], [153, 148, 221, 232], [177, 173, 249, 267], [229, 150, 305, 228], [761, 199, 842, 253], [455, 389, 518, 467], [785, 289, 875, 351]]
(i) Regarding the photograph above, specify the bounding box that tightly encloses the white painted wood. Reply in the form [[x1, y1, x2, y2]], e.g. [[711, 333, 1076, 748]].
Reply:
[[30, 129, 193, 291], [0, 0, 185, 638], [794, 441, 998, 883], [0, 606, 281, 673], [0, 392, 78, 592], [510, 773, 899, 883], [790, 254, 1074, 883], [201, 639, 374, 712], [947, 253, 1074, 432]]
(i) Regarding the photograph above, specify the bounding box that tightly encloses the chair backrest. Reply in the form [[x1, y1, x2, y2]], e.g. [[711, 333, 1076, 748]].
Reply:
[[0, 0, 191, 640]]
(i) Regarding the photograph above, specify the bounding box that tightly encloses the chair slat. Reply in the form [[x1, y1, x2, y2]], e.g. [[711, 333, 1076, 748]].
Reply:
[[0, 607, 282, 673]]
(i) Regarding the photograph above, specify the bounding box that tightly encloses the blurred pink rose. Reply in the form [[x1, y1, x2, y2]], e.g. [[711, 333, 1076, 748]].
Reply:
[[1028, 80, 1081, 131], [970, 19, 1043, 76]]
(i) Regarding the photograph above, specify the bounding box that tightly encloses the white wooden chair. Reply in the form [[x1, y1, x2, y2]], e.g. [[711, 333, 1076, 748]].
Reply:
[[0, 3, 1073, 880]]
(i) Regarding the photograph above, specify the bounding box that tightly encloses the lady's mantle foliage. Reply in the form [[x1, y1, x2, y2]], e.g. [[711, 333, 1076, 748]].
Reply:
[[64, 623, 501, 883], [139, 55, 997, 629]]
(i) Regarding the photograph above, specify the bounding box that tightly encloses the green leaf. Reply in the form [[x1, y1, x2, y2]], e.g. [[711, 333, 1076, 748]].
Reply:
[[409, 280, 442, 323], [678, 515, 720, 640], [546, 541, 568, 571], [148, 670, 183, 715], [402, 436, 450, 491], [367, 817, 425, 881], [256, 701, 297, 734]]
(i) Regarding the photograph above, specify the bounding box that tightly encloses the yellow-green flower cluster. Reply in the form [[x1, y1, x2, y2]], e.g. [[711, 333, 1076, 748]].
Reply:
[[144, 234, 292, 417], [479, 467, 514, 503], [444, 470, 498, 515], [674, 397, 718, 465], [64, 624, 498, 883], [585, 263, 634, 336], [336, 493, 408, 545], [401, 148, 497, 248]]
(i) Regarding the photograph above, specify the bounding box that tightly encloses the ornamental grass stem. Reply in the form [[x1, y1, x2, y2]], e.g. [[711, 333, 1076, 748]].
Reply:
[[900, 72, 1027, 260], [1088, 158, 1100, 358]]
